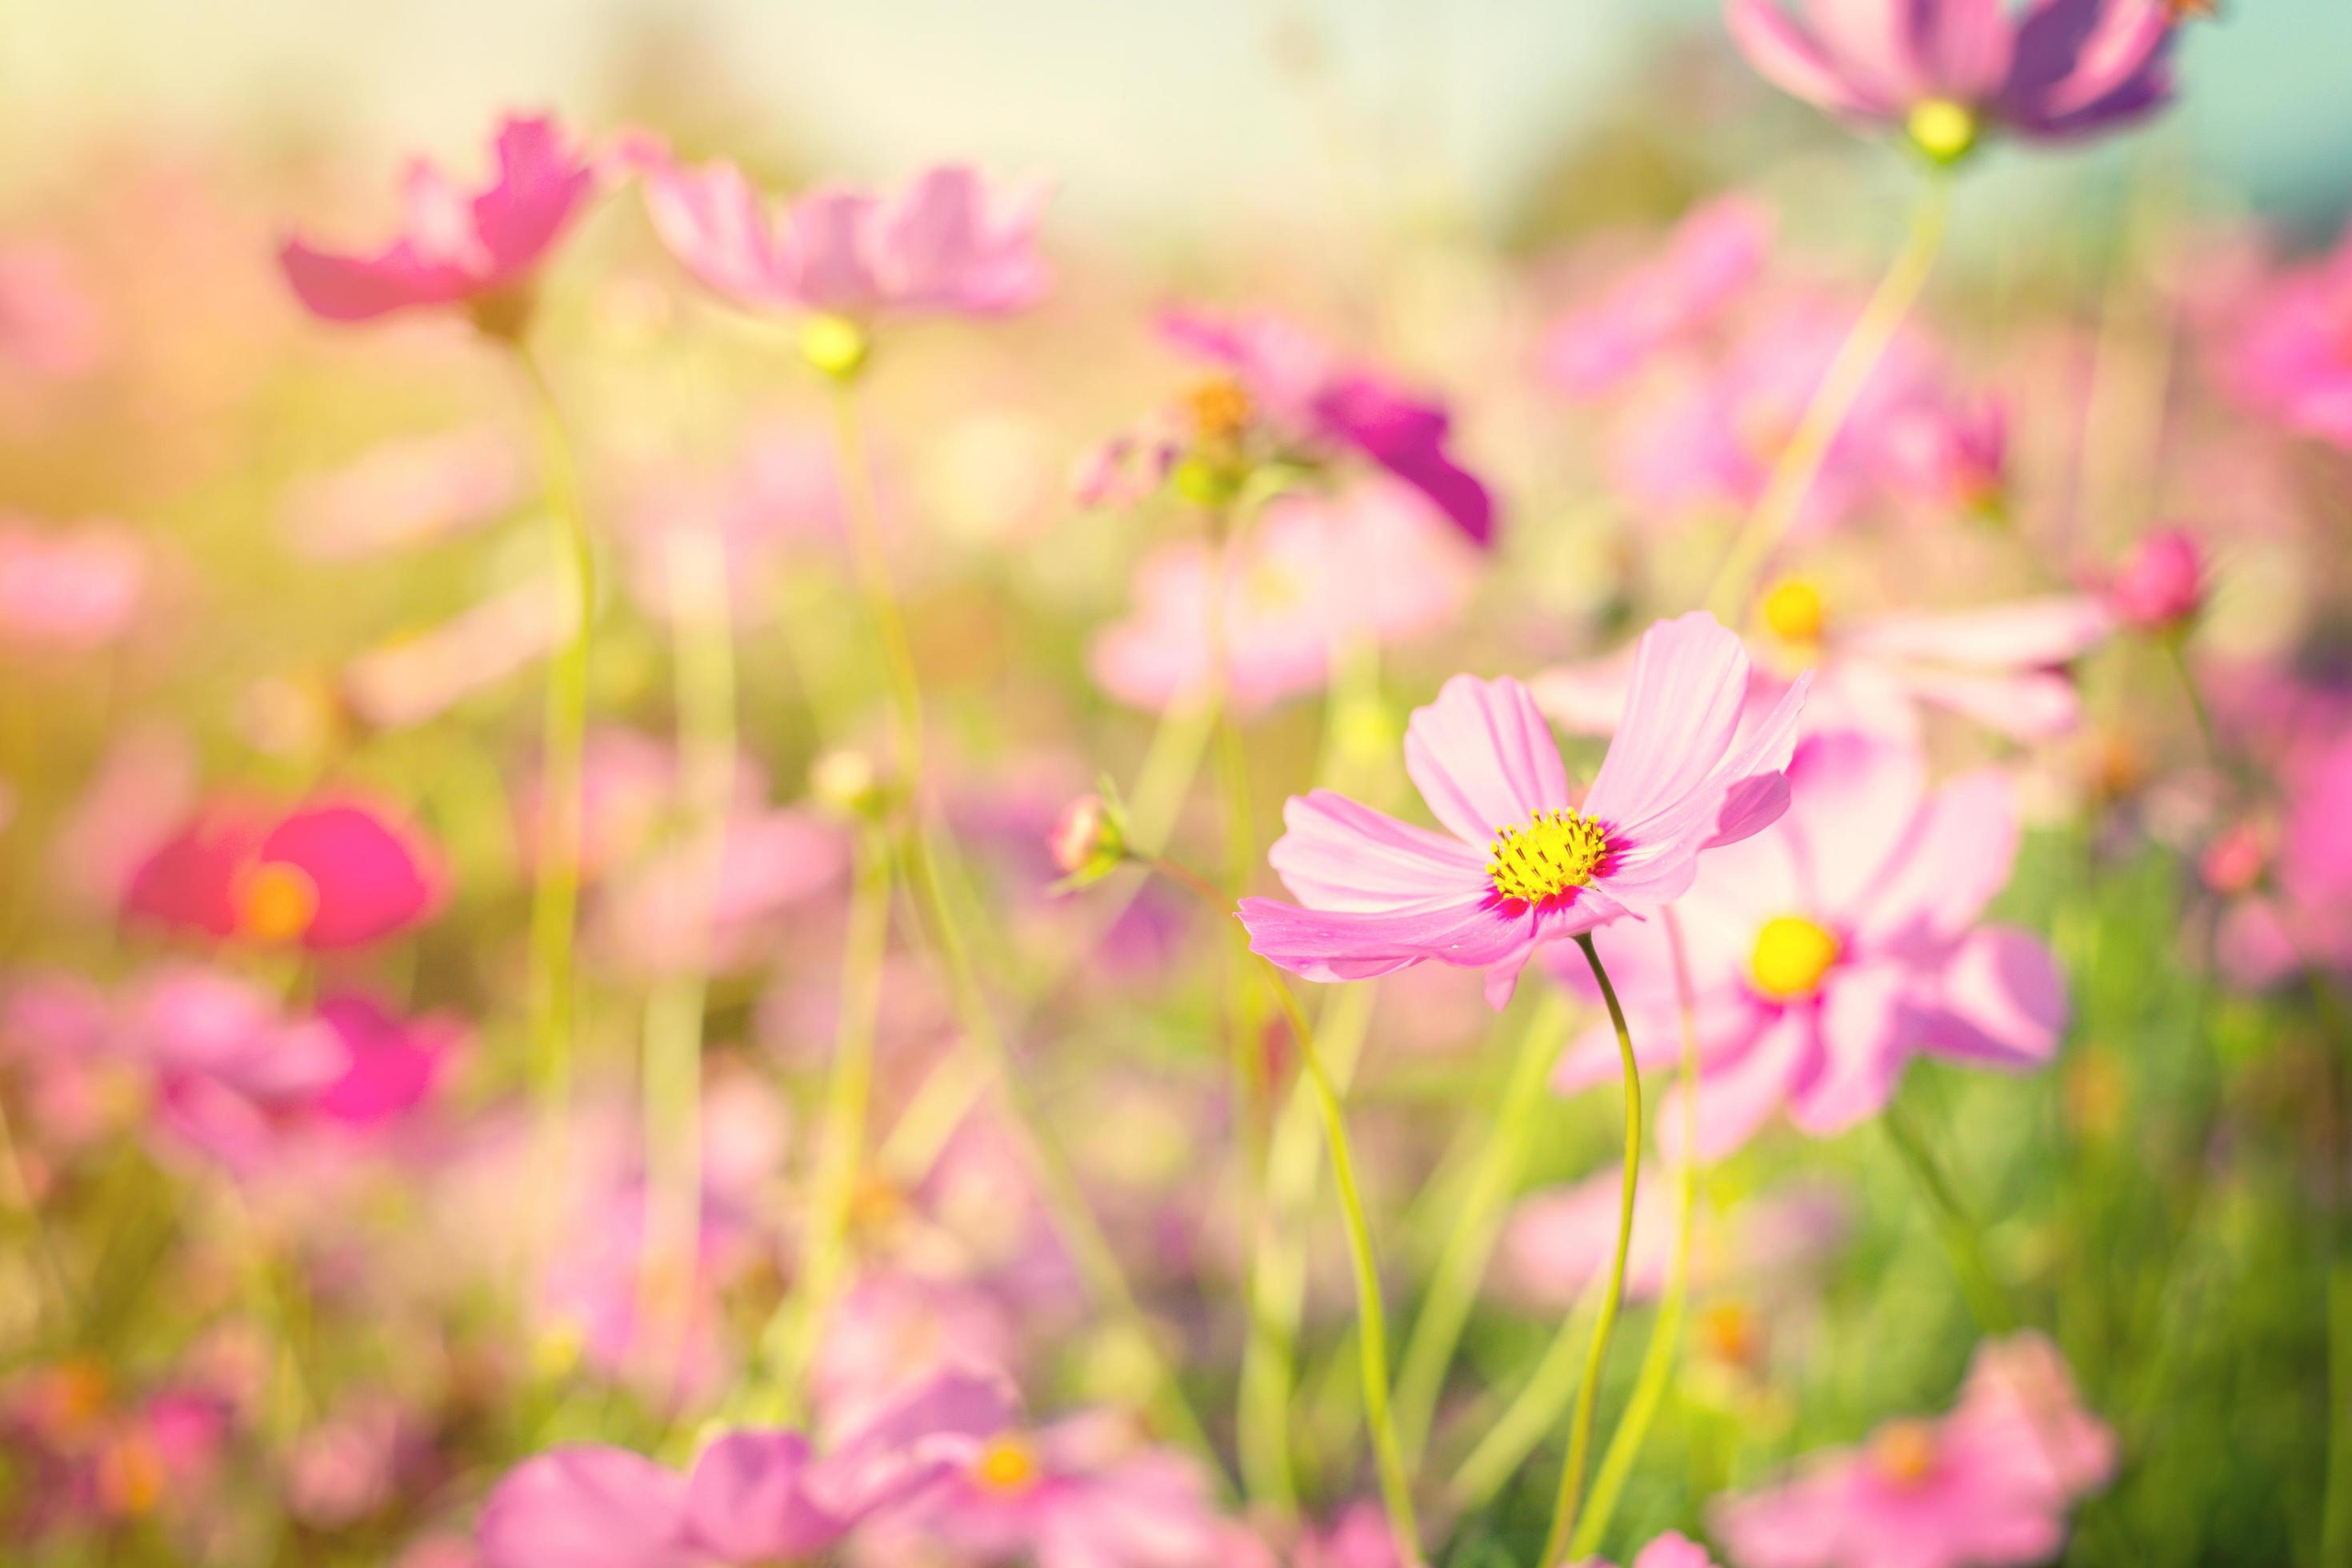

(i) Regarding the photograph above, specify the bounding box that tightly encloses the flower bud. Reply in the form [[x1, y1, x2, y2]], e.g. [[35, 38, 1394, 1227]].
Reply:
[[2107, 527, 2206, 633], [799, 314, 870, 382], [1048, 794, 1128, 886]]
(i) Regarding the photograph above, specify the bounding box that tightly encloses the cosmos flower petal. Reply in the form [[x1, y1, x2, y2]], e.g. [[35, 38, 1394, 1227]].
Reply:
[[1237, 894, 1529, 983], [682, 1432, 840, 1561], [637, 149, 790, 309], [1584, 611, 1755, 828], [1402, 674, 1571, 846], [1911, 0, 2018, 100], [777, 188, 885, 314], [1784, 959, 1913, 1136], [1848, 767, 2018, 947], [1266, 789, 1490, 912], [1598, 670, 1811, 903], [1911, 926, 2068, 1068], [477, 1446, 698, 1568], [1725, 0, 1886, 115], [1838, 596, 2113, 668], [1660, 1009, 1824, 1163]]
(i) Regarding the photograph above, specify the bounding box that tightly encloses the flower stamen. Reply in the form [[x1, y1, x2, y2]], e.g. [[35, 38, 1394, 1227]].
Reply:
[[1486, 808, 1609, 905]]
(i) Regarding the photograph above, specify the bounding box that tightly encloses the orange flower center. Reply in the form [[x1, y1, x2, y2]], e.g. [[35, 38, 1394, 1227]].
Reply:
[[972, 1434, 1039, 1494], [1870, 1418, 1942, 1488], [1750, 915, 1840, 1000], [238, 861, 319, 943], [1183, 378, 1254, 442], [94, 1432, 166, 1518], [1486, 809, 1609, 905]]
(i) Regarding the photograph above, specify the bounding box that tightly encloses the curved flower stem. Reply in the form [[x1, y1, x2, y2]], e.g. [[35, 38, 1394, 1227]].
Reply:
[[1705, 172, 1951, 620], [748, 821, 892, 1423], [1570, 907, 1702, 1561], [515, 345, 595, 1222], [1258, 974, 1421, 1567], [825, 376, 1218, 1472], [1882, 1096, 2018, 1334], [1539, 933, 1643, 1568], [2162, 635, 2222, 771], [1392, 990, 1570, 1465]]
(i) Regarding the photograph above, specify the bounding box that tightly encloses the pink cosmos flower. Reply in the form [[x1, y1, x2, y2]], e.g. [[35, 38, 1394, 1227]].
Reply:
[[1577, 1532, 1722, 1568], [342, 576, 579, 730], [0, 518, 146, 652], [0, 1365, 231, 1538], [1712, 1332, 2114, 1568], [1158, 307, 1496, 546], [279, 114, 598, 326], [478, 1370, 1014, 1568], [1550, 730, 2066, 1157], [1089, 483, 1476, 716], [1238, 611, 1810, 1008], [124, 794, 446, 951], [2216, 730, 2352, 986], [2229, 217, 2352, 449], [858, 1407, 1243, 1568], [1540, 196, 1775, 397], [1726, 0, 2178, 161], [2102, 526, 2206, 632], [594, 809, 849, 978], [281, 427, 527, 559], [635, 147, 1050, 321]]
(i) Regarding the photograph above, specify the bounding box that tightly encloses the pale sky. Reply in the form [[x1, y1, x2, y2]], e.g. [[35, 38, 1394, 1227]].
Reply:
[[3, 0, 2346, 236]]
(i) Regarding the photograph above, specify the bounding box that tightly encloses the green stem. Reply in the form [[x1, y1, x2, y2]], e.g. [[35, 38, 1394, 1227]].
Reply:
[[1882, 1097, 2018, 1334], [1448, 1275, 1606, 1507], [516, 345, 594, 1220], [1705, 173, 1950, 620], [1570, 908, 1703, 1560], [2162, 635, 2222, 771], [749, 823, 892, 1422], [1259, 975, 1421, 1566], [824, 375, 1218, 1470], [1393, 991, 1569, 1463], [638, 527, 738, 1396], [1539, 933, 1643, 1568]]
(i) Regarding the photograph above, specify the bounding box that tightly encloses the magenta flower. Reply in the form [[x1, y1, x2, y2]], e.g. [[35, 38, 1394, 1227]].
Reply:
[[635, 146, 1050, 323], [2102, 526, 2206, 633], [125, 794, 446, 951], [2216, 730, 2352, 986], [2230, 217, 2352, 450], [1550, 730, 2066, 1157], [1158, 308, 1498, 546], [1238, 612, 1810, 1008], [478, 1370, 1014, 1568], [279, 114, 597, 326], [1726, 0, 2179, 162], [1089, 483, 1475, 716], [1712, 1333, 2114, 1568]]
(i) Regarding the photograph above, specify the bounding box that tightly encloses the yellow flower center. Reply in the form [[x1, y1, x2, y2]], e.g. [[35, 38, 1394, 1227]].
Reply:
[[1906, 98, 1980, 165], [799, 314, 870, 382], [1486, 809, 1610, 906], [238, 862, 319, 944], [1759, 576, 1826, 644], [1750, 914, 1840, 1000], [1870, 1418, 1942, 1488], [973, 1434, 1039, 1494]]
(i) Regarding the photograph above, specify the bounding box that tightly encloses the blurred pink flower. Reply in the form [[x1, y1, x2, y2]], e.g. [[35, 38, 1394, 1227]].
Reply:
[[1240, 612, 1810, 1008], [1498, 1170, 1849, 1310], [860, 1407, 1242, 1568], [0, 238, 106, 378], [1161, 308, 1495, 546], [1726, 0, 2178, 159], [280, 114, 598, 325], [1808, 593, 2114, 742], [1541, 196, 1775, 397], [0, 1366, 232, 1536], [342, 576, 578, 730], [2230, 217, 2352, 449], [281, 427, 527, 559], [1712, 1332, 2113, 1568], [286, 1401, 422, 1528], [2102, 526, 2206, 632], [518, 725, 769, 882], [811, 1273, 1021, 1436], [1577, 1532, 1722, 1568], [1551, 731, 2066, 1157], [1292, 1502, 1406, 1568], [50, 719, 198, 914], [635, 148, 1050, 319], [2217, 730, 2352, 986], [477, 1370, 1014, 1568], [125, 794, 446, 951], [594, 808, 849, 977], [0, 518, 146, 651], [1090, 483, 1476, 716]]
